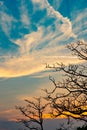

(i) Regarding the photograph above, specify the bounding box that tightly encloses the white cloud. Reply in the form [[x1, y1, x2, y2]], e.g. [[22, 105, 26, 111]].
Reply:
[[52, 0, 63, 10], [72, 8, 87, 39], [32, 0, 46, 9], [0, 0, 78, 78], [15, 27, 43, 54], [0, 42, 81, 78], [0, 11, 16, 37], [32, 0, 40, 3], [0, 0, 30, 38], [45, 0, 76, 38], [19, 1, 31, 26]]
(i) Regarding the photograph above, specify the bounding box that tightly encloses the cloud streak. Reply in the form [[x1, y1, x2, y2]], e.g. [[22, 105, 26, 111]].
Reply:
[[72, 8, 87, 40], [0, 45, 81, 78], [0, 0, 83, 78]]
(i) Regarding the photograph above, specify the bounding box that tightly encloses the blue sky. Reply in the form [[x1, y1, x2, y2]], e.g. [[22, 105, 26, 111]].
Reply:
[[0, 0, 87, 129], [1, 0, 87, 78]]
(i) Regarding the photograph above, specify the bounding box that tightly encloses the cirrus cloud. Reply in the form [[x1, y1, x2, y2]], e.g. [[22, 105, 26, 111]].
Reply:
[[0, 0, 80, 78]]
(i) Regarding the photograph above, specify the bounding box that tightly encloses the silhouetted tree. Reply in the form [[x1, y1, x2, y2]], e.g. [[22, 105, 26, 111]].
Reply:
[[16, 40, 87, 130], [44, 40, 87, 124], [16, 97, 48, 130]]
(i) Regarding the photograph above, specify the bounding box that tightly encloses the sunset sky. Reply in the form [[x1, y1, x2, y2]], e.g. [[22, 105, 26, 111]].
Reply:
[[0, 0, 87, 129]]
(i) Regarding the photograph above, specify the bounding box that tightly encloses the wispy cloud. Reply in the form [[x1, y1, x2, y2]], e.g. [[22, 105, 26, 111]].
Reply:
[[0, 42, 81, 78], [0, 11, 16, 37], [19, 0, 30, 26], [0, 108, 22, 121], [72, 8, 87, 40], [0, 0, 82, 78]]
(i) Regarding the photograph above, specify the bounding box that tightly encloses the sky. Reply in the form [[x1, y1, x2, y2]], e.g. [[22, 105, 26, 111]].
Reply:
[[0, 0, 87, 129]]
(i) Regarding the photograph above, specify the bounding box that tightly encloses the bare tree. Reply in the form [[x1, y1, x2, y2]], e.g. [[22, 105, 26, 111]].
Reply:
[[16, 97, 48, 130], [16, 40, 87, 130], [44, 40, 87, 123]]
